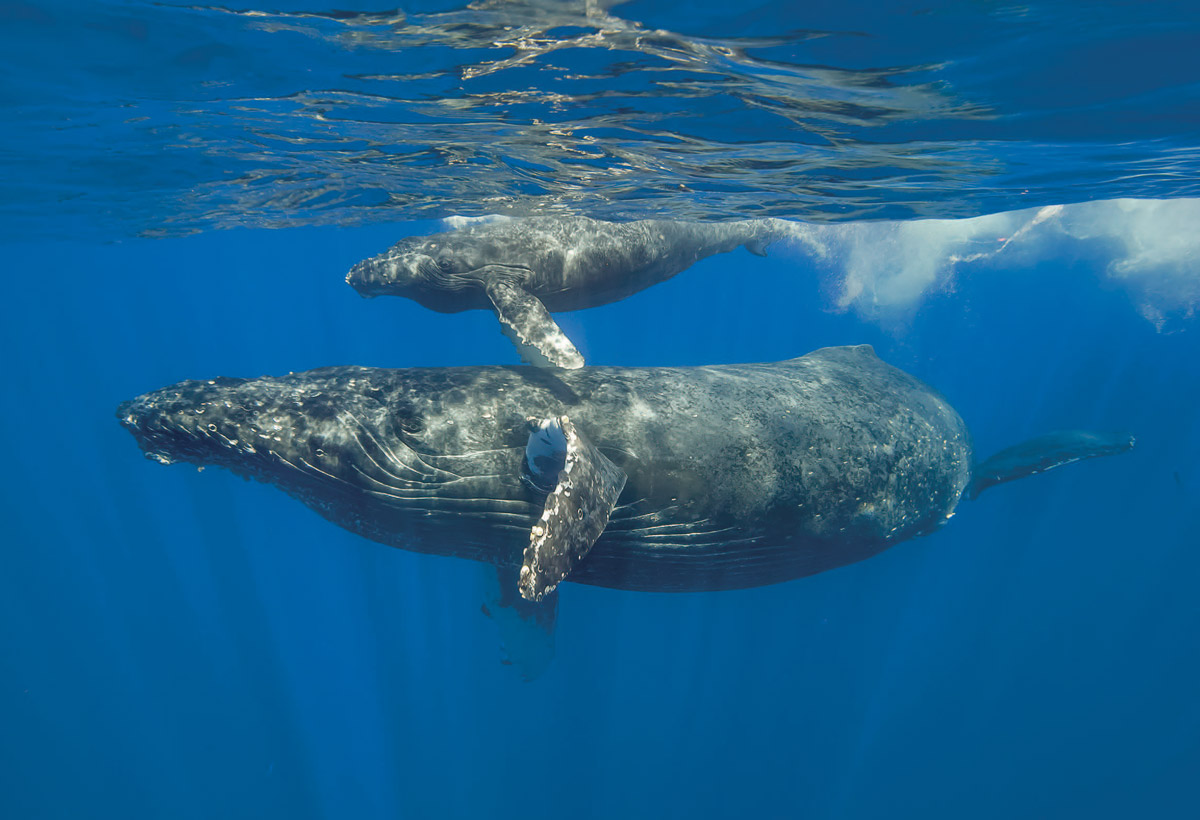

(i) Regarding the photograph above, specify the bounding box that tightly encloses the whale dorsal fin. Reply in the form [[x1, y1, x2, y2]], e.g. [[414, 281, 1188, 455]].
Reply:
[[970, 430, 1135, 500], [520, 416, 626, 601], [483, 276, 585, 369]]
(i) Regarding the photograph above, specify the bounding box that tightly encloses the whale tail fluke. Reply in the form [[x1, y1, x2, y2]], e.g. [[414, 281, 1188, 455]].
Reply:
[[969, 430, 1135, 500]]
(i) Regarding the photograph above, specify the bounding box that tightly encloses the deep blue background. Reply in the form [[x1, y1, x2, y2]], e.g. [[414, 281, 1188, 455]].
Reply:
[[2, 221, 1197, 818], [4, 0, 1200, 816]]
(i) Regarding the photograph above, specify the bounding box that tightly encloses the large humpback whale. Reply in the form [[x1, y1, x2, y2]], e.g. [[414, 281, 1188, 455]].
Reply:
[[346, 216, 793, 369], [118, 346, 1132, 600]]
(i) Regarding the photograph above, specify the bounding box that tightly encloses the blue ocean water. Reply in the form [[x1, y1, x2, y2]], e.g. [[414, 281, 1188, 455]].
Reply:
[[3, 2, 1199, 818]]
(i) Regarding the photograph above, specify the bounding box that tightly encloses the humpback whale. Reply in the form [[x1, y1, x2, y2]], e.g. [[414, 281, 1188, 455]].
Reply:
[[346, 216, 793, 369], [118, 346, 1133, 600]]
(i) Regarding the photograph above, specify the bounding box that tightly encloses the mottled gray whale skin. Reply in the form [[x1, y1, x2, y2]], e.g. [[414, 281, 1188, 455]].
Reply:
[[117, 346, 1132, 595], [346, 216, 792, 368]]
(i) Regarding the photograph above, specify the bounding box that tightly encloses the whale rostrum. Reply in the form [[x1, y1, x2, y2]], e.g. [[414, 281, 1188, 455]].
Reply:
[[118, 346, 1133, 601], [346, 215, 794, 369]]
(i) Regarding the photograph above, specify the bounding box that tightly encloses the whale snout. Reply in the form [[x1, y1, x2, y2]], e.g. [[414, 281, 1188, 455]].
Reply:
[[347, 253, 421, 297], [117, 396, 179, 464], [348, 245, 444, 298], [115, 397, 140, 428], [346, 257, 389, 296], [117, 390, 195, 465], [116, 378, 255, 465]]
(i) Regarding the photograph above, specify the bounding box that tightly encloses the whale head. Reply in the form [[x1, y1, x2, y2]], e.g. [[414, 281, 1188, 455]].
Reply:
[[346, 231, 502, 297], [115, 369, 439, 490], [116, 368, 540, 546], [346, 224, 538, 314], [117, 368, 551, 566], [116, 373, 352, 478], [348, 236, 440, 297]]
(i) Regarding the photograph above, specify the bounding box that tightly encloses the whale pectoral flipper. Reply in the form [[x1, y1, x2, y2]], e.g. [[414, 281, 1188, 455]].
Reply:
[[970, 430, 1135, 500], [520, 416, 627, 601], [483, 277, 585, 369]]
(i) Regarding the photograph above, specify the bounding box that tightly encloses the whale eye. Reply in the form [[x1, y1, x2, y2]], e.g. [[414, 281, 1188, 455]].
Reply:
[[386, 396, 424, 435]]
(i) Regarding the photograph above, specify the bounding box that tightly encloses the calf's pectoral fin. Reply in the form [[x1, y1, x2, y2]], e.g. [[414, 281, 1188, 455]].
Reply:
[[484, 278, 585, 369], [969, 430, 1135, 500], [520, 416, 627, 602]]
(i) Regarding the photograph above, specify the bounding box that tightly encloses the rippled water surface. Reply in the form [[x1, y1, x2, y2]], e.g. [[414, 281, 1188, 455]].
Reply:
[[5, 0, 1200, 238]]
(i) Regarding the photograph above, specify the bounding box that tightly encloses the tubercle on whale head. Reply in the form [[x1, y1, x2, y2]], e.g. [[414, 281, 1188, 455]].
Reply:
[[117, 370, 434, 488], [347, 253, 412, 297], [346, 238, 446, 298], [116, 377, 263, 468]]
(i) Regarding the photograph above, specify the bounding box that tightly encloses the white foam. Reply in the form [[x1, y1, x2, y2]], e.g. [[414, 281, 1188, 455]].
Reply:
[[778, 198, 1200, 328], [440, 213, 514, 230]]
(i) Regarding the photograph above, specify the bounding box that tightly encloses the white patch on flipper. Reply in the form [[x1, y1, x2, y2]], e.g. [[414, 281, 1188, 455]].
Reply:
[[526, 417, 568, 487], [520, 416, 626, 601]]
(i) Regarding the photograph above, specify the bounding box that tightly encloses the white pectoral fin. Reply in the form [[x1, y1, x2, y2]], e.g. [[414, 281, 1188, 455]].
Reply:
[[519, 416, 626, 601], [484, 278, 585, 369]]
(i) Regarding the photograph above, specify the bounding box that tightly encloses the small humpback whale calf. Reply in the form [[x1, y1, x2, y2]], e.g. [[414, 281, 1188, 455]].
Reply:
[[346, 215, 794, 368], [119, 346, 1133, 608]]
